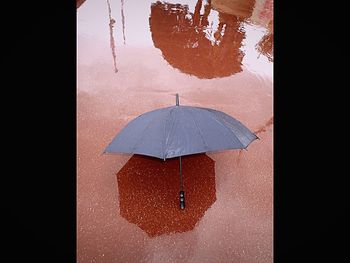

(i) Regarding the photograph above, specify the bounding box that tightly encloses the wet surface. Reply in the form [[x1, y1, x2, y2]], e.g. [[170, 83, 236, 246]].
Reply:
[[77, 0, 273, 262]]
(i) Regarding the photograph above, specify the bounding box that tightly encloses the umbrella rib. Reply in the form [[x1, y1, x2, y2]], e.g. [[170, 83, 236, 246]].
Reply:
[[163, 107, 173, 159], [162, 111, 167, 159], [130, 110, 166, 154], [204, 109, 246, 149], [187, 107, 209, 150], [164, 107, 176, 158], [211, 110, 257, 147]]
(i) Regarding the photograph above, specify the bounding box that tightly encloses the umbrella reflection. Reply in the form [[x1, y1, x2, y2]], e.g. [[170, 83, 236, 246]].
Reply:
[[149, 0, 254, 79], [116, 154, 216, 237]]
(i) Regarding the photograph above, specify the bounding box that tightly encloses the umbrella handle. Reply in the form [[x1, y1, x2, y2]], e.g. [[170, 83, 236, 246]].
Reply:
[[179, 191, 185, 209]]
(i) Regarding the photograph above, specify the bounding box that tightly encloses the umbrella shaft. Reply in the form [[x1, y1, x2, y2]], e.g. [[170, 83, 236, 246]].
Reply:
[[179, 156, 183, 191], [179, 156, 185, 209]]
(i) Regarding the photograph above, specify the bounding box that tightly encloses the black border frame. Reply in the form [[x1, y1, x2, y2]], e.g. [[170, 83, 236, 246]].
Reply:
[[3, 0, 347, 262]]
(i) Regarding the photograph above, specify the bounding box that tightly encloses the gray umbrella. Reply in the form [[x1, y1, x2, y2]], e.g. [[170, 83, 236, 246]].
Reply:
[[104, 94, 258, 209]]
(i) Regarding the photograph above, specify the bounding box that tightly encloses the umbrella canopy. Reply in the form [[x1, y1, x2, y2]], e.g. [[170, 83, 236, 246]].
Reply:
[[104, 94, 258, 209], [104, 97, 258, 159]]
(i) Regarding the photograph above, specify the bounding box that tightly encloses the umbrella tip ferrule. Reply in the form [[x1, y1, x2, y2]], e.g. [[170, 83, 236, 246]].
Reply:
[[176, 93, 179, 106]]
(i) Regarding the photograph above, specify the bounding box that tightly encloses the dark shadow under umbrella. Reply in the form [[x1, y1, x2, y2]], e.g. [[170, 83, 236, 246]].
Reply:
[[117, 153, 216, 237]]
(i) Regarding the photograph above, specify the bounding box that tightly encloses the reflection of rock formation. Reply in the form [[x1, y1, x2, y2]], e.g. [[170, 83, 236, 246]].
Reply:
[[149, 0, 247, 79], [211, 0, 255, 19], [259, 0, 273, 22], [77, 0, 86, 9], [256, 19, 273, 62], [249, 0, 273, 29], [117, 154, 216, 237]]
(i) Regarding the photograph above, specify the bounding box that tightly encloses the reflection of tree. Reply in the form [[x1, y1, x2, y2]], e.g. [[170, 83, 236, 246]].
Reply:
[[256, 20, 273, 62], [106, 0, 118, 73], [149, 0, 247, 79], [121, 0, 126, 44]]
